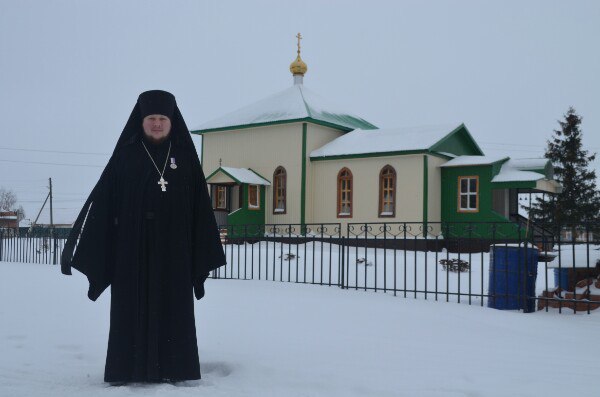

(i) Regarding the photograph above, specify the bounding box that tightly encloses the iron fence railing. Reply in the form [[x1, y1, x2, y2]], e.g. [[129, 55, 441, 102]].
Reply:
[[1, 222, 598, 314], [0, 229, 65, 265]]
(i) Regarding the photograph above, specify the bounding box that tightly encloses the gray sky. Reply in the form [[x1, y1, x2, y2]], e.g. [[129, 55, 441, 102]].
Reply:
[[1, 0, 599, 224]]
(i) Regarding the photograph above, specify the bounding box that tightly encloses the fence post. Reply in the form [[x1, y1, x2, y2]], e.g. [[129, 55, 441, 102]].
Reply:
[[340, 236, 345, 289], [52, 236, 58, 265]]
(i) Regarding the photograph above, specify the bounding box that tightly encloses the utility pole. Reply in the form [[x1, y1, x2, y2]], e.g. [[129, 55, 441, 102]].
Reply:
[[49, 177, 54, 230], [28, 178, 54, 235]]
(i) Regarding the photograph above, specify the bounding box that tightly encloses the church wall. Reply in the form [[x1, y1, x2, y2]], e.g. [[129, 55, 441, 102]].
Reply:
[[201, 123, 304, 226], [201, 124, 446, 234], [304, 124, 345, 225], [310, 154, 425, 234]]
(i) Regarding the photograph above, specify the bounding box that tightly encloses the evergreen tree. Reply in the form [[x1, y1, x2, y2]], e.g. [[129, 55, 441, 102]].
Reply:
[[529, 107, 600, 227]]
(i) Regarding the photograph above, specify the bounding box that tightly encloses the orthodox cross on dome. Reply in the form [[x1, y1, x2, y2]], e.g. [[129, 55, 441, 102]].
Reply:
[[296, 33, 302, 55], [289, 32, 308, 85]]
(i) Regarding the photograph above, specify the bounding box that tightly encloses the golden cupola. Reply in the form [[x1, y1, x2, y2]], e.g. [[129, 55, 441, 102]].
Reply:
[[290, 33, 307, 84]]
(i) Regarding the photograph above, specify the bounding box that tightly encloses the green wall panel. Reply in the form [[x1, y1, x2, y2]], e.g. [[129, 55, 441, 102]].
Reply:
[[441, 165, 528, 239], [227, 185, 266, 238]]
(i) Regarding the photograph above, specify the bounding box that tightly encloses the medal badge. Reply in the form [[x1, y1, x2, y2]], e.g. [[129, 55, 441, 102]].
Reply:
[[170, 157, 177, 169]]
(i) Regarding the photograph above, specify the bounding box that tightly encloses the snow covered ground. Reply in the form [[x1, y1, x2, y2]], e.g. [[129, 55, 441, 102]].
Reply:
[[0, 261, 598, 397]]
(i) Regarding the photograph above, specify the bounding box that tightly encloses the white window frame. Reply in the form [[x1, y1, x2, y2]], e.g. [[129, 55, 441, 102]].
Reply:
[[458, 176, 479, 212]]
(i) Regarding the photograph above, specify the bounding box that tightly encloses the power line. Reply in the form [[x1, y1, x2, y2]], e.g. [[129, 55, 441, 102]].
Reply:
[[0, 178, 48, 182], [0, 146, 109, 156], [0, 159, 104, 168]]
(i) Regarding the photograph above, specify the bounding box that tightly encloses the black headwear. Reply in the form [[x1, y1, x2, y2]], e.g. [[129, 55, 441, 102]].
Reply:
[[138, 90, 176, 119]]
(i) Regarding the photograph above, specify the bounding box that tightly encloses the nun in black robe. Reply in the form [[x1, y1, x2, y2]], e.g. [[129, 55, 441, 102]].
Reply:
[[61, 90, 226, 383]]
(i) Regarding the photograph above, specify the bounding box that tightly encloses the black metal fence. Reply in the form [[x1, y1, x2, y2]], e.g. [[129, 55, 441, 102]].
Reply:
[[0, 228, 65, 264], [2, 222, 599, 314]]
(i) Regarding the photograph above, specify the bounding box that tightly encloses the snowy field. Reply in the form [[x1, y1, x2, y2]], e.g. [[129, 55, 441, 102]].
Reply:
[[1, 261, 598, 397]]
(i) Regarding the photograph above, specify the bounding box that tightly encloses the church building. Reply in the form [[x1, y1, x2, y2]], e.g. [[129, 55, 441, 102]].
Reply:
[[191, 35, 560, 239]]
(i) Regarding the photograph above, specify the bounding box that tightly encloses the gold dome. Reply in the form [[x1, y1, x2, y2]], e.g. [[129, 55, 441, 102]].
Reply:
[[290, 55, 308, 76], [290, 33, 307, 76]]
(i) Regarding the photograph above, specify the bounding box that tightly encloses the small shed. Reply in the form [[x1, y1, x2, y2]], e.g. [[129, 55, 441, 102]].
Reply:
[[0, 211, 19, 230], [205, 166, 271, 236]]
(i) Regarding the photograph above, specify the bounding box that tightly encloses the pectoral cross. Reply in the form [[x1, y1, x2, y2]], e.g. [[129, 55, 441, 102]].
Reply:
[[158, 177, 168, 192]]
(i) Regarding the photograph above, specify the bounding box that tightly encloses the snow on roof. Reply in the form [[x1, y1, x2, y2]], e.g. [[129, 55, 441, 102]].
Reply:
[[491, 159, 547, 183], [436, 152, 457, 158], [194, 84, 376, 132], [440, 155, 509, 167], [220, 167, 270, 185], [310, 123, 463, 158], [503, 158, 549, 170], [0, 215, 18, 220]]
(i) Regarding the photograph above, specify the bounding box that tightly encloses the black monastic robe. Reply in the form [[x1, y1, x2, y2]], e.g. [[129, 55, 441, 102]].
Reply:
[[62, 116, 226, 383]]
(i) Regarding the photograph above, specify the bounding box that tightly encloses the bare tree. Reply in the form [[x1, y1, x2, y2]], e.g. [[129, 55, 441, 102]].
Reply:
[[0, 187, 18, 211], [0, 187, 26, 221]]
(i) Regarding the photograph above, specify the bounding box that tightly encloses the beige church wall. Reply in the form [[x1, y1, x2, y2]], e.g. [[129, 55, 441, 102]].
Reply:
[[304, 124, 345, 226], [201, 123, 304, 225], [310, 154, 426, 234]]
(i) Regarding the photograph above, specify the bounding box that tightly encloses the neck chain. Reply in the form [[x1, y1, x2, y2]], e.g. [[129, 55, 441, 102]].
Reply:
[[141, 139, 171, 192]]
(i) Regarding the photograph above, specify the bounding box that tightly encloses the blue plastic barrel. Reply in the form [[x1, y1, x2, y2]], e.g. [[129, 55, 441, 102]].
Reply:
[[553, 268, 570, 290], [488, 245, 539, 312]]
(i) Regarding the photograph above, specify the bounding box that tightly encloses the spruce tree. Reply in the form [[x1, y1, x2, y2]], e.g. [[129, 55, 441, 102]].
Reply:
[[529, 107, 600, 227]]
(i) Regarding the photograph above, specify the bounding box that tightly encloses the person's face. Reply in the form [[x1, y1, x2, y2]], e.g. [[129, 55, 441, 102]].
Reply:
[[142, 114, 172, 143]]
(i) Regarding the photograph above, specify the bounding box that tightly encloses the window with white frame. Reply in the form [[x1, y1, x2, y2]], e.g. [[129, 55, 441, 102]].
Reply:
[[458, 176, 478, 212]]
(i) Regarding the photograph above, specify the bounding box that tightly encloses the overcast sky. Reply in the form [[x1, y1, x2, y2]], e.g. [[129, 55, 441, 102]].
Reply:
[[1, 0, 599, 224]]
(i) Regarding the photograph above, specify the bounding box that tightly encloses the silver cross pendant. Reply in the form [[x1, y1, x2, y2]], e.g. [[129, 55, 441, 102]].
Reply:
[[158, 177, 168, 192]]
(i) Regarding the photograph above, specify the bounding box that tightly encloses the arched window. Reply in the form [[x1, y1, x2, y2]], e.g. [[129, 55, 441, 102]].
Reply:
[[273, 166, 287, 214], [379, 165, 396, 217], [337, 168, 353, 218]]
